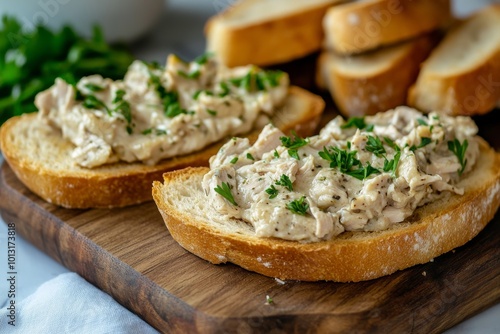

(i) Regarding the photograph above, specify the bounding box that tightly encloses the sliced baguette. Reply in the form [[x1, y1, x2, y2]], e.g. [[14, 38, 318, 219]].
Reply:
[[153, 139, 500, 282], [408, 5, 500, 116], [205, 0, 347, 67], [0, 86, 324, 209], [316, 34, 437, 116], [323, 0, 451, 55]]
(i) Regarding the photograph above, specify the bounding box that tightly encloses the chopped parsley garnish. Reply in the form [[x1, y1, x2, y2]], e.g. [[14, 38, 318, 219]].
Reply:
[[448, 139, 468, 175], [287, 196, 309, 216], [214, 182, 238, 206], [206, 109, 217, 116], [112, 89, 132, 133], [410, 137, 432, 151], [346, 163, 381, 181], [219, 82, 230, 97], [341, 116, 373, 131], [230, 157, 238, 164], [417, 118, 428, 126], [265, 185, 279, 199], [319, 146, 360, 172], [365, 135, 386, 157], [81, 94, 110, 114], [229, 69, 284, 92], [275, 174, 293, 191], [177, 69, 201, 79], [141, 128, 167, 136], [280, 131, 308, 160], [246, 153, 255, 161], [193, 51, 213, 65], [383, 150, 401, 176], [273, 150, 280, 158], [84, 83, 105, 92], [319, 145, 383, 180]]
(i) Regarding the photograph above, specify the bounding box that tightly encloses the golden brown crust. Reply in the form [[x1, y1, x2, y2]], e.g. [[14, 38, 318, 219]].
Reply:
[[0, 86, 324, 209], [205, 1, 344, 67], [153, 140, 500, 282], [323, 0, 451, 55], [407, 5, 500, 116], [317, 34, 437, 117]]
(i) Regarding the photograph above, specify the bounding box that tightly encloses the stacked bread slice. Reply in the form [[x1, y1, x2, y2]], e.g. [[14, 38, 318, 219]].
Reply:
[[317, 0, 451, 116]]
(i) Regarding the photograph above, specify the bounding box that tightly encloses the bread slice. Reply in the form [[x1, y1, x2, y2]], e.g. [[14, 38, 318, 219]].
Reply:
[[205, 0, 347, 67], [323, 0, 451, 55], [0, 86, 324, 209], [316, 34, 437, 117], [408, 5, 500, 116], [153, 139, 500, 282]]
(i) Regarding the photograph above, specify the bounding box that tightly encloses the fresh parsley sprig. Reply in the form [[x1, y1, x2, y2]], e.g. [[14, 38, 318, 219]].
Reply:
[[410, 137, 432, 152], [365, 136, 386, 157], [287, 196, 309, 216], [280, 132, 308, 160], [341, 116, 374, 132], [448, 139, 469, 176], [275, 174, 293, 191], [265, 185, 278, 199], [214, 182, 238, 206]]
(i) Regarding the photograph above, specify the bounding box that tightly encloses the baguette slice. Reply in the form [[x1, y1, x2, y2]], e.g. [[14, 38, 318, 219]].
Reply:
[[153, 140, 500, 282], [205, 0, 347, 67], [323, 0, 451, 55], [0, 86, 324, 209], [408, 5, 500, 116], [316, 34, 437, 117]]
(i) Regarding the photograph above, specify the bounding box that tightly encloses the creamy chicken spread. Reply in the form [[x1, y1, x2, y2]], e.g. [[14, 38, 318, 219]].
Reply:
[[35, 53, 289, 167], [202, 107, 480, 242]]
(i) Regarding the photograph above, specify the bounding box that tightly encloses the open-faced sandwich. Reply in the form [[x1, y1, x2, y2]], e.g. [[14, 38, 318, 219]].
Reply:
[[153, 106, 500, 282], [0, 53, 324, 208]]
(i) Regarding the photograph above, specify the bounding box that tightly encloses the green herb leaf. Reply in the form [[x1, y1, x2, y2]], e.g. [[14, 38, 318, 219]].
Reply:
[[265, 185, 278, 199], [410, 137, 432, 151], [448, 139, 468, 175], [81, 94, 110, 114], [214, 182, 238, 206], [319, 146, 360, 172], [246, 153, 255, 161], [286, 196, 309, 216], [383, 151, 401, 176], [193, 51, 213, 65], [206, 109, 217, 116], [219, 82, 230, 97], [230, 157, 238, 164], [84, 83, 105, 92], [417, 118, 428, 126], [365, 135, 386, 157], [279, 131, 308, 160], [341, 116, 373, 131], [177, 69, 200, 79], [275, 174, 293, 191], [346, 163, 380, 181], [273, 150, 280, 158]]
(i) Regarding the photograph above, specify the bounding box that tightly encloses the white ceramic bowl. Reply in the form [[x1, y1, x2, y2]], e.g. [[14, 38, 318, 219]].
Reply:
[[1, 0, 166, 43]]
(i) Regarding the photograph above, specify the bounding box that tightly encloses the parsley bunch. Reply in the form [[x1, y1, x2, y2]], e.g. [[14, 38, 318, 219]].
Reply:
[[0, 16, 134, 126]]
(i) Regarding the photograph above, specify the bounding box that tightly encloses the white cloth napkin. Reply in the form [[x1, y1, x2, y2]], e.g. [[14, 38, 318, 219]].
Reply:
[[0, 273, 159, 334]]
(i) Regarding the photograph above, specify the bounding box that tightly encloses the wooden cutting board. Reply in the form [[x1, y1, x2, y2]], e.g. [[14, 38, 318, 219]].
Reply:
[[1, 104, 499, 334]]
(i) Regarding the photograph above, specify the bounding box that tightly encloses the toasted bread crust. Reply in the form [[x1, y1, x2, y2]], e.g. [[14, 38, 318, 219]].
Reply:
[[407, 6, 500, 116], [316, 34, 437, 117], [323, 0, 451, 55], [205, 0, 345, 67], [0, 86, 324, 208], [153, 140, 500, 282]]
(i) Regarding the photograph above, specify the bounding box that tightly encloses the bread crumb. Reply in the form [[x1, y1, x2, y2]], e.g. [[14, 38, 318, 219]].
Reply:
[[275, 278, 285, 285], [429, 258, 434, 262], [422, 271, 427, 277], [265, 295, 274, 305], [452, 250, 456, 253]]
